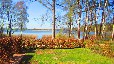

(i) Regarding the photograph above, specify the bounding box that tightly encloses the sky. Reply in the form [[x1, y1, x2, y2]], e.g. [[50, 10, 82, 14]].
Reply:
[[25, 1, 66, 29], [26, 2, 52, 29], [13, 0, 53, 29]]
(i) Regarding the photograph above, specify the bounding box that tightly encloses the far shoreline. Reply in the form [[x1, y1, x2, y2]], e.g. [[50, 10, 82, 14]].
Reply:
[[28, 28, 61, 31]]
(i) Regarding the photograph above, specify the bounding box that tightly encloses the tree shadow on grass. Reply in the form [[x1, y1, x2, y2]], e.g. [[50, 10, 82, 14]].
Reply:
[[19, 48, 36, 64], [21, 48, 36, 53], [19, 55, 33, 64]]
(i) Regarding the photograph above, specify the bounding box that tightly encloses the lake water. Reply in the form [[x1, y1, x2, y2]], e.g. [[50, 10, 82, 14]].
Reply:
[[4, 30, 94, 39]]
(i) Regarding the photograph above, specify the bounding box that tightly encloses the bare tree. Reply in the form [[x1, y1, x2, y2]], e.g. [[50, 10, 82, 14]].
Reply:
[[0, 0, 13, 37], [52, 0, 56, 39], [14, 1, 29, 38], [34, 0, 56, 39], [77, 0, 82, 39], [62, 0, 76, 38], [84, 0, 89, 39]]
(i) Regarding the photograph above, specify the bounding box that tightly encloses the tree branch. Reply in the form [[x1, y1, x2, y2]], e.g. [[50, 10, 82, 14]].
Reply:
[[37, 0, 51, 10], [46, 0, 52, 7]]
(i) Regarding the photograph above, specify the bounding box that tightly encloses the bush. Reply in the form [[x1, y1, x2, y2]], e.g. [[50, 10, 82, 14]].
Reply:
[[0, 35, 37, 63], [84, 36, 114, 58], [55, 32, 75, 39], [0, 36, 22, 62]]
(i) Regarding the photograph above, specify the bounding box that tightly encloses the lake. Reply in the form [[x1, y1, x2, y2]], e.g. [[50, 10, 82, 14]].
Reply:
[[4, 30, 94, 39]]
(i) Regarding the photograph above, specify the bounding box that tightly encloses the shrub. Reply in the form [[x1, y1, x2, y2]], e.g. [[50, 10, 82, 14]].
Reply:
[[55, 32, 75, 39], [0, 36, 22, 62], [84, 36, 114, 58]]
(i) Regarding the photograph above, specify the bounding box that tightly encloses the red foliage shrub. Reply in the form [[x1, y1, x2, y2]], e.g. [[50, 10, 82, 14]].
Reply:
[[84, 36, 114, 58], [30, 38, 85, 49], [0, 36, 22, 62], [0, 35, 85, 62]]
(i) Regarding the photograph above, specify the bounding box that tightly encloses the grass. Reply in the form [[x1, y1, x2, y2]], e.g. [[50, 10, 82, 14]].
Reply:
[[29, 48, 114, 64]]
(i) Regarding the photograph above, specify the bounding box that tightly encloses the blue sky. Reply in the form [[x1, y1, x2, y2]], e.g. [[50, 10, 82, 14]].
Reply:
[[13, 0, 53, 29], [26, 2, 52, 29], [25, 1, 66, 29], [26, 1, 67, 29]]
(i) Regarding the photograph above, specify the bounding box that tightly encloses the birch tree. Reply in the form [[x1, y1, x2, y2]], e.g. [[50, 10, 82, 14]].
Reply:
[[14, 1, 29, 37], [35, 0, 56, 39], [0, 0, 13, 37]]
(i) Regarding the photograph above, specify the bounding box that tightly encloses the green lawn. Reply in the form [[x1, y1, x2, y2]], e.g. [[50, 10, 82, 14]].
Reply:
[[28, 48, 114, 64]]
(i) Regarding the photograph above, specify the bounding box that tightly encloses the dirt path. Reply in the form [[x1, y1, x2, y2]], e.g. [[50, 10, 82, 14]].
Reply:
[[9, 54, 33, 64], [9, 54, 25, 64]]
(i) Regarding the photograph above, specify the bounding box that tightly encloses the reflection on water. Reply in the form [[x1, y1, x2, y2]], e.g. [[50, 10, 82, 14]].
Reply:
[[4, 30, 94, 39]]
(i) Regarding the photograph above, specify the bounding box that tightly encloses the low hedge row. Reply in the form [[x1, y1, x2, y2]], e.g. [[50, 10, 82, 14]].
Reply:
[[0, 36, 22, 62], [0, 36, 85, 63]]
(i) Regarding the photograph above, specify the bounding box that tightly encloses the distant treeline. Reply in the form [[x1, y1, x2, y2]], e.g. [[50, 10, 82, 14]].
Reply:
[[72, 23, 112, 32]]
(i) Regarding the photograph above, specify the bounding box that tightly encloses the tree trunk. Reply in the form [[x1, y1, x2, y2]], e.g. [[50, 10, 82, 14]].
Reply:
[[69, 18, 72, 38], [99, 23, 102, 35], [7, 11, 11, 37], [95, 23, 97, 37], [99, 12, 103, 35], [78, 21, 80, 39], [0, 27, 3, 37], [102, 10, 105, 38], [52, 0, 55, 39], [112, 16, 114, 40], [21, 23, 23, 40], [112, 24, 114, 40], [85, 10, 88, 39], [78, 12, 81, 39], [98, 0, 102, 36], [8, 10, 12, 37], [95, 10, 98, 37]]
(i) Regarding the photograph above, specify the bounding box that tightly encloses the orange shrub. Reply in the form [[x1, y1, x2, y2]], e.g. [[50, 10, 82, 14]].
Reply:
[[0, 36, 22, 62]]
